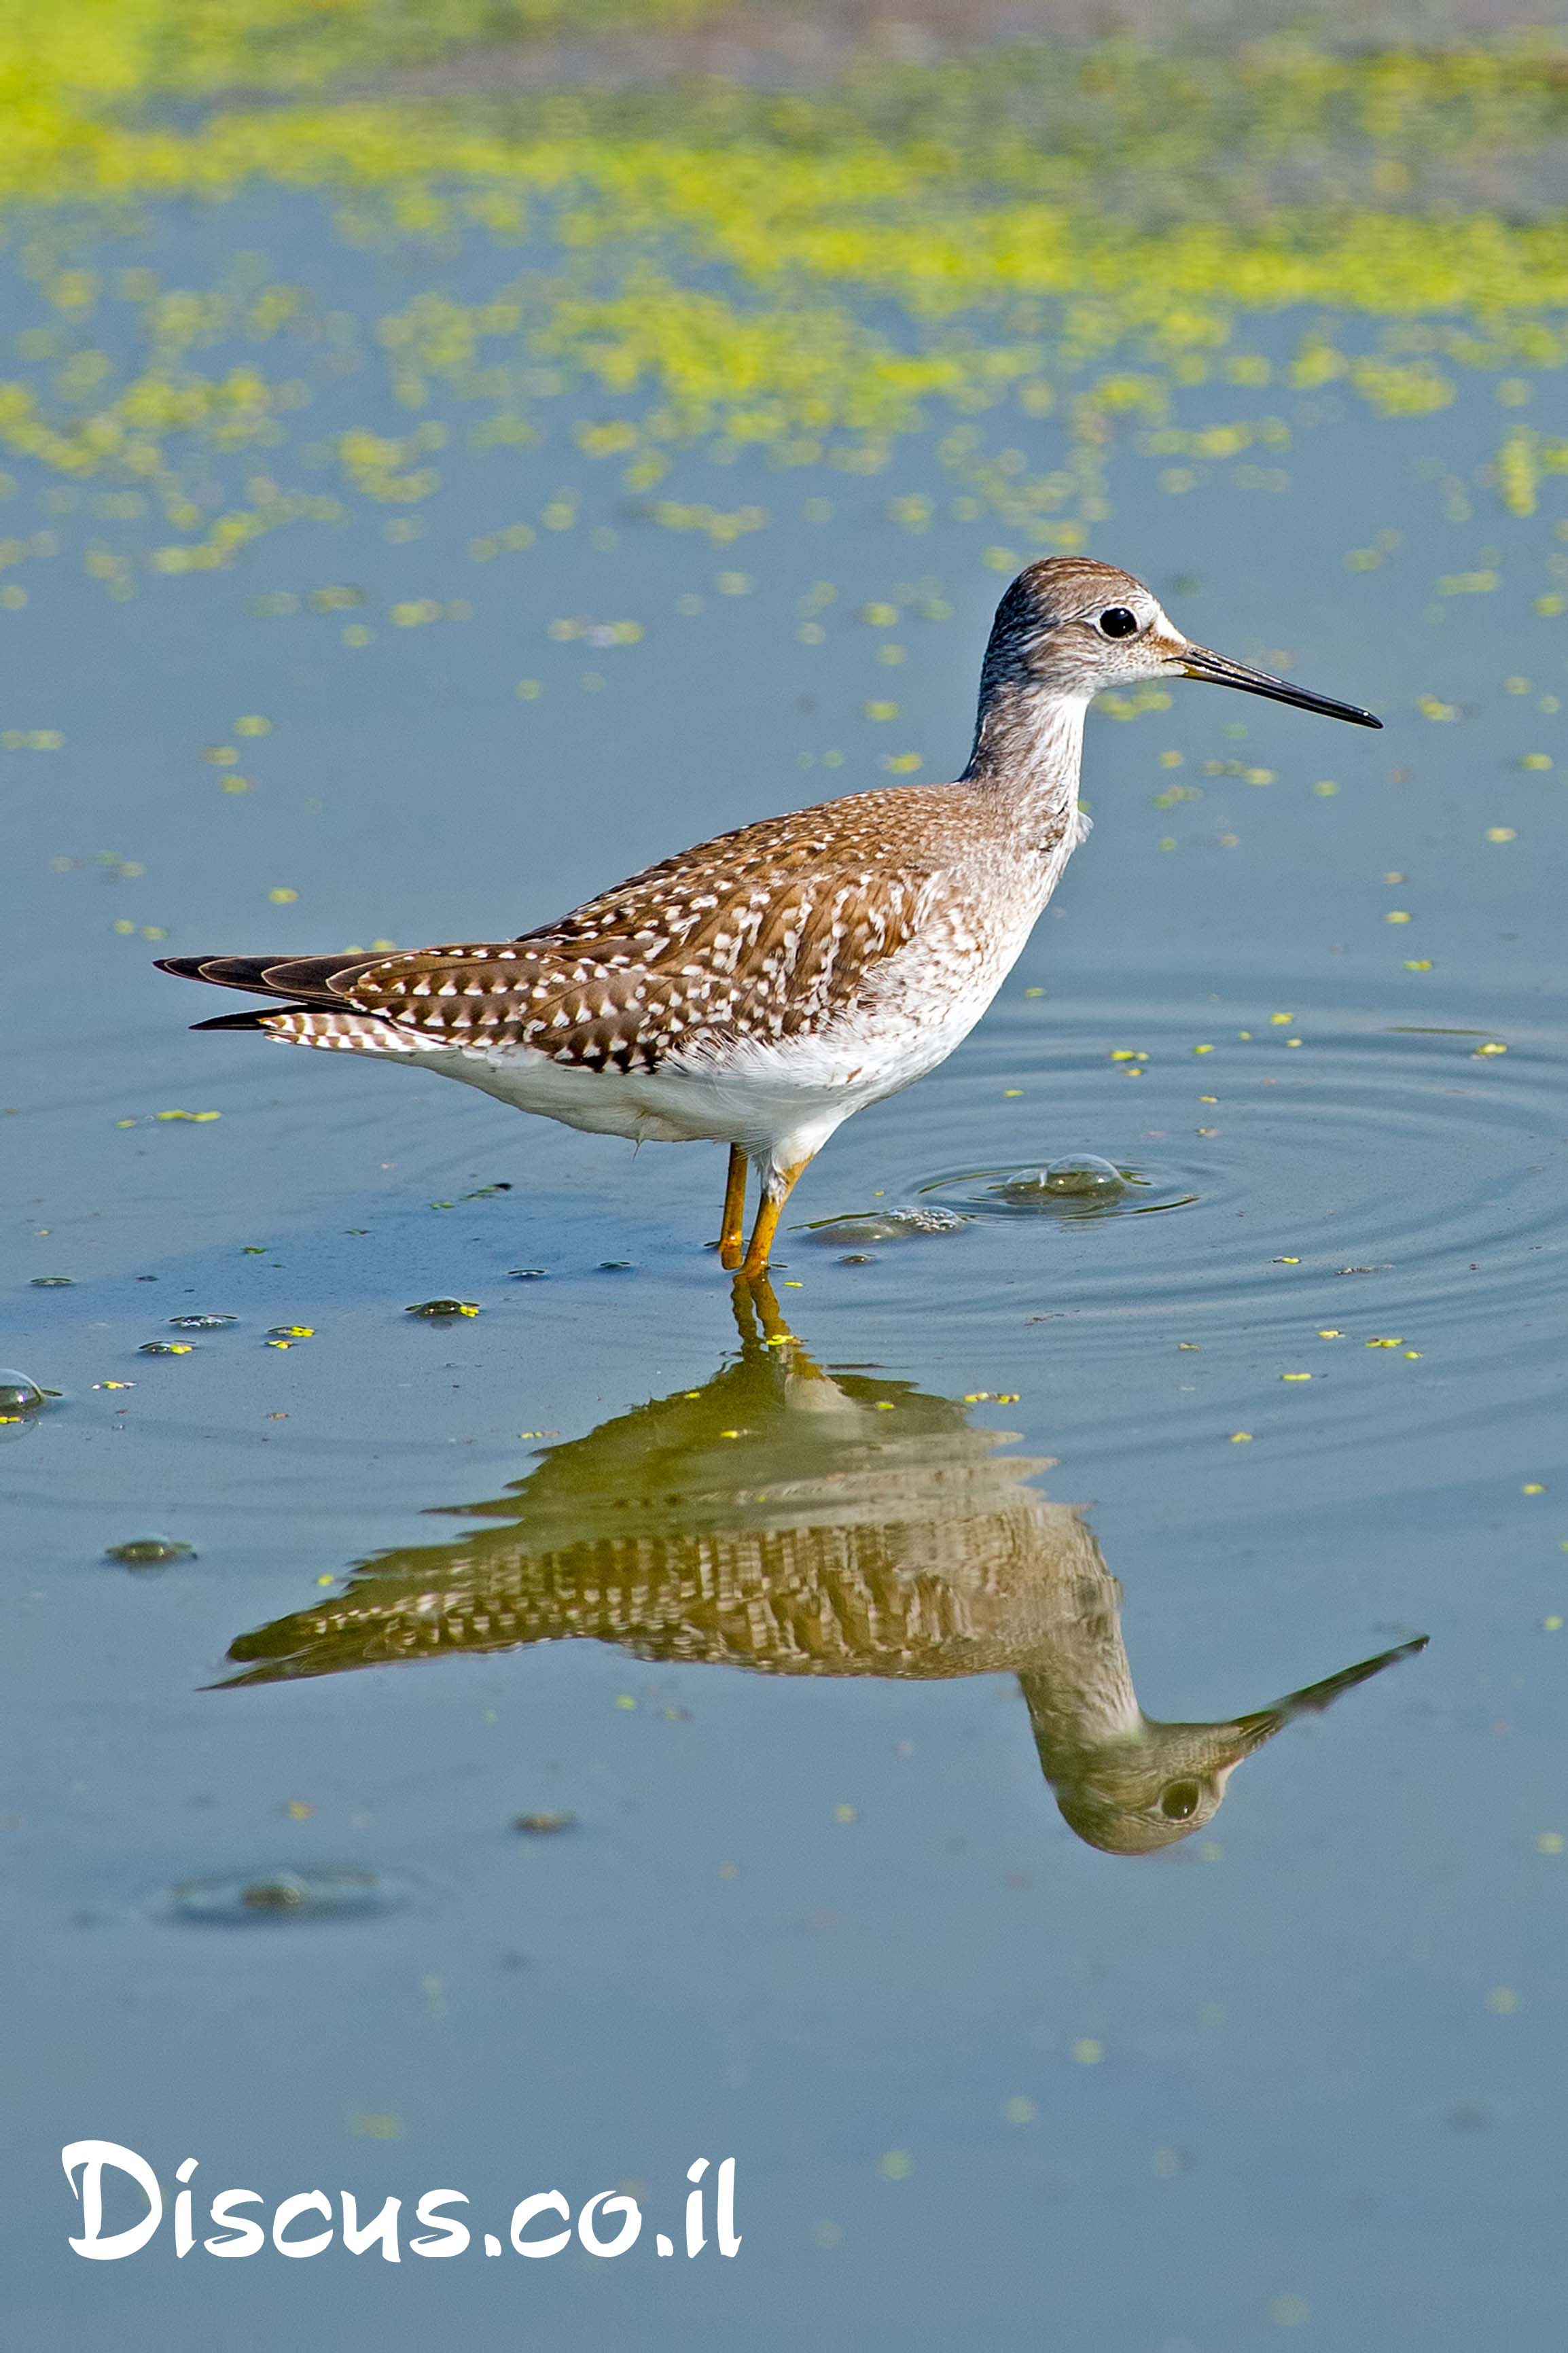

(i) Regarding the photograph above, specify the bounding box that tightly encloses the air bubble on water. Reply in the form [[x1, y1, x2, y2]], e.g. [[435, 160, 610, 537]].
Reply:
[[808, 1206, 969, 1245], [0, 1368, 50, 1415], [163, 1864, 406, 1926], [241, 1877, 310, 1911], [997, 1154, 1128, 1206], [910, 1155, 1194, 1222], [105, 1535, 196, 1568]]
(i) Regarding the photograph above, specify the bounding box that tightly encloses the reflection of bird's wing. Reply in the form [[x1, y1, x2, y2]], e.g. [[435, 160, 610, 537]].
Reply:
[[160, 790, 965, 1072], [220, 1470, 1086, 1688]]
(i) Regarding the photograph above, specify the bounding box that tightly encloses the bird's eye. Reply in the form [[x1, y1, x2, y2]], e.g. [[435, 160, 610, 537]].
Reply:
[[1098, 607, 1140, 639], [1159, 1780, 1201, 1820]]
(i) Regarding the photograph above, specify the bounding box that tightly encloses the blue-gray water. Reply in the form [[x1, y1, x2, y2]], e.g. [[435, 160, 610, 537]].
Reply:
[[3, 194, 1567, 2350]]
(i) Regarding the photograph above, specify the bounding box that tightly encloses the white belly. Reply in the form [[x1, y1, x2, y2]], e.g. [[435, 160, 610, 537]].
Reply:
[[334, 948, 1009, 1183]]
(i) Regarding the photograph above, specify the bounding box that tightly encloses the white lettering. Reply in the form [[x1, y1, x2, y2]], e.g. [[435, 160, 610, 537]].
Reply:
[[410, 2190, 470, 2259], [204, 2191, 264, 2259], [272, 2191, 332, 2258], [509, 2191, 570, 2257], [577, 2191, 642, 2259], [716, 2157, 741, 2257], [174, 2157, 198, 2258], [685, 2157, 708, 2258], [340, 2193, 401, 2261], [62, 2140, 162, 2261], [64, 2151, 741, 2265]]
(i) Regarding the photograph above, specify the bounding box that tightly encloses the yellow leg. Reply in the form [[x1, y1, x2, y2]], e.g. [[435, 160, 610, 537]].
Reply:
[[717, 1145, 748, 1272], [738, 1156, 811, 1281]]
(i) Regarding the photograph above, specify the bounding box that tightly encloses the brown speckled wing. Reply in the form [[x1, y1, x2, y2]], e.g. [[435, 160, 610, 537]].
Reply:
[[345, 862, 934, 1071], [160, 787, 975, 1070]]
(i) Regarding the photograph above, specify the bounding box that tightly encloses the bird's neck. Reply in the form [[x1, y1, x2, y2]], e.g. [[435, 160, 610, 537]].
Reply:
[[1009, 1523, 1144, 1773], [961, 682, 1088, 825], [1016, 1621, 1143, 1773]]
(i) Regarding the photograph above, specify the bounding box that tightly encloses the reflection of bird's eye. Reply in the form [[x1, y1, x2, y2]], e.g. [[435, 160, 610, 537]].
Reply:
[[1098, 607, 1139, 639], [1159, 1780, 1201, 1820]]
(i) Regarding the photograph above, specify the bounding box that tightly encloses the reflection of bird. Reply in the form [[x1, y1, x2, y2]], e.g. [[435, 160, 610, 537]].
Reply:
[[221, 1286, 1423, 1856], [158, 559, 1378, 1275]]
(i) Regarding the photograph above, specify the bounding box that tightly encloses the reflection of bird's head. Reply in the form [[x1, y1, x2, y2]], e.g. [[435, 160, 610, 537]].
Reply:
[[1029, 1640, 1428, 1857], [1046, 1716, 1277, 1856]]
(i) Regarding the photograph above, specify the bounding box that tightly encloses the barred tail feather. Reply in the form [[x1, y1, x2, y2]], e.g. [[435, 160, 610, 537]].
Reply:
[[155, 951, 387, 1002], [193, 1006, 429, 1053]]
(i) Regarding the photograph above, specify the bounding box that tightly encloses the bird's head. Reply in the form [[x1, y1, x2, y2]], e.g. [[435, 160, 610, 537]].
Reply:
[[982, 556, 1380, 730]]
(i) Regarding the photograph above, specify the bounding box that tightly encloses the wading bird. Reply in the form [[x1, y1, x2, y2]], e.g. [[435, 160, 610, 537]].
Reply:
[[160, 559, 1378, 1275]]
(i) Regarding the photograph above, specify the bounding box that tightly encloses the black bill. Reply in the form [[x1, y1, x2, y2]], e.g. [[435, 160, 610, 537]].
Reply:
[[1181, 643, 1383, 729], [1231, 1633, 1429, 1748]]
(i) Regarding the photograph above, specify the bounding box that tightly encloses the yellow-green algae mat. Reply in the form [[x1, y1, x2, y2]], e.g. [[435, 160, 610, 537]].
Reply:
[[1, 21, 1568, 578]]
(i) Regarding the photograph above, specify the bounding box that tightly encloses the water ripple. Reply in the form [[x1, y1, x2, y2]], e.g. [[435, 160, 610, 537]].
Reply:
[[849, 991, 1568, 1332]]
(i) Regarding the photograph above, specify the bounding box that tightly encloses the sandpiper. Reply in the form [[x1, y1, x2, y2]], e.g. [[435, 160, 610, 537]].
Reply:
[[159, 558, 1378, 1275]]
